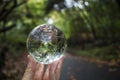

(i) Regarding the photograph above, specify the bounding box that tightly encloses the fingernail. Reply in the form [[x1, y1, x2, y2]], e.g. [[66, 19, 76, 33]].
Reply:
[[58, 57, 64, 69], [27, 55, 31, 63], [53, 61, 59, 71]]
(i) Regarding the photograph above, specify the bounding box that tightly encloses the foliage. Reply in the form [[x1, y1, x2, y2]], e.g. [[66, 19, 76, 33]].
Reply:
[[0, 0, 120, 79], [0, 0, 120, 59]]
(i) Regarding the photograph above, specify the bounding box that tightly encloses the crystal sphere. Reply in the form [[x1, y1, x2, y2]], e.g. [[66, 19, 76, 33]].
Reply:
[[26, 24, 67, 64]]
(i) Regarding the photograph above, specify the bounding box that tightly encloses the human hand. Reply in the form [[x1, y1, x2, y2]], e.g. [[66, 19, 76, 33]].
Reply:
[[22, 55, 64, 80]]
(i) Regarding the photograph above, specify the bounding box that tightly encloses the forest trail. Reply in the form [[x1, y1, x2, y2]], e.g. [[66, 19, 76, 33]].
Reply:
[[60, 54, 120, 80]]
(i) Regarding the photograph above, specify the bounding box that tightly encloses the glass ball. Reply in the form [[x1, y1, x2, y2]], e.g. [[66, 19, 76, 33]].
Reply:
[[26, 24, 67, 64]]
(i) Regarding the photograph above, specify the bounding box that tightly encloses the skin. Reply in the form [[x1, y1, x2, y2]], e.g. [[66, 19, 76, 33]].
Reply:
[[22, 55, 64, 80]]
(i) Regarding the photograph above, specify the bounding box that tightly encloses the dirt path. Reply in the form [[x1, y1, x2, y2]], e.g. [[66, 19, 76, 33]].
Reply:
[[60, 55, 120, 80]]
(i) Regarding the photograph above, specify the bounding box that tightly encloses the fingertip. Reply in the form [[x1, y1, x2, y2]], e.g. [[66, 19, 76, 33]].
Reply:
[[60, 56, 65, 63], [57, 56, 65, 69], [27, 55, 30, 58], [27, 55, 30, 61], [27, 55, 36, 65]]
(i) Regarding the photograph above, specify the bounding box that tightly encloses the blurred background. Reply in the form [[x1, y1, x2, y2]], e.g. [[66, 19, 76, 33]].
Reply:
[[0, 0, 120, 80]]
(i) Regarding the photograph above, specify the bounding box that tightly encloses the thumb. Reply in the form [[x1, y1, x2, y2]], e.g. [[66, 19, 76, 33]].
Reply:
[[22, 55, 36, 80]]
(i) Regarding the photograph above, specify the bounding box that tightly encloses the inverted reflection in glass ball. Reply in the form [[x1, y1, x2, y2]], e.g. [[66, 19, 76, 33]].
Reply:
[[26, 24, 67, 64]]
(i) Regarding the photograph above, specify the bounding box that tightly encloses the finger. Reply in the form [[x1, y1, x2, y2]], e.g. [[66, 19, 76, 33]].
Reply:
[[49, 56, 65, 80], [27, 55, 36, 69], [49, 60, 59, 80], [55, 57, 64, 80], [43, 65, 50, 80], [22, 55, 36, 80], [34, 63, 44, 80]]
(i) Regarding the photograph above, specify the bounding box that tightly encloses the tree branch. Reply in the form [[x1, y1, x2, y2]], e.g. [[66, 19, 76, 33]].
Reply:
[[0, 0, 17, 21], [0, 24, 16, 33], [0, 0, 27, 21], [0, 1, 10, 16]]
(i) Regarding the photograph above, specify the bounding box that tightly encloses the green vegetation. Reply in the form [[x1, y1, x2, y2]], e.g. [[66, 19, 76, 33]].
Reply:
[[0, 0, 120, 79], [0, 0, 120, 60], [69, 45, 120, 60]]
